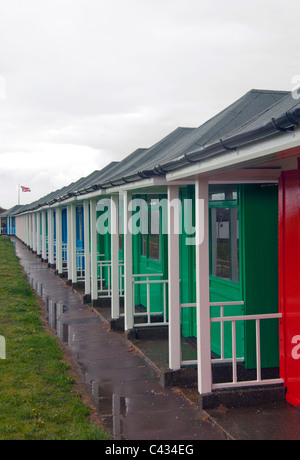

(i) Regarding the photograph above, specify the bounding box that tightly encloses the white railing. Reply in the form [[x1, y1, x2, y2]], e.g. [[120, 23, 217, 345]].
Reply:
[[0, 228, 7, 235], [62, 243, 68, 273], [76, 248, 85, 282], [133, 274, 168, 327], [180, 300, 283, 390], [97, 256, 124, 298], [210, 302, 283, 389], [210, 301, 245, 364]]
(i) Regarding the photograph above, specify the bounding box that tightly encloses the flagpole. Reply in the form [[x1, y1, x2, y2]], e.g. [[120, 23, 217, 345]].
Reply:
[[18, 185, 20, 205]]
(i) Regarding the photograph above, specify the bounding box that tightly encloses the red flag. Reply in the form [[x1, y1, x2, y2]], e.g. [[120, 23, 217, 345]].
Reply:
[[21, 186, 31, 192]]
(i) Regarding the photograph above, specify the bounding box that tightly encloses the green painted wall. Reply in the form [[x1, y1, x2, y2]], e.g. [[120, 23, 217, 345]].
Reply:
[[179, 183, 279, 369], [241, 184, 279, 369]]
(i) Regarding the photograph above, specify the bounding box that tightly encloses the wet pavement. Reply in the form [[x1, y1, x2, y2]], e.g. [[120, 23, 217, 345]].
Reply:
[[12, 237, 300, 440]]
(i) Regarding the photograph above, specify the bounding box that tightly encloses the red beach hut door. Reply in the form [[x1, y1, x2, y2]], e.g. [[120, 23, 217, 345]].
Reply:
[[279, 165, 300, 407]]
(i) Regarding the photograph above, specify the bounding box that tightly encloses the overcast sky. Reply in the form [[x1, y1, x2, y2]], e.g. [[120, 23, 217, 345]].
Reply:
[[0, 0, 299, 209]]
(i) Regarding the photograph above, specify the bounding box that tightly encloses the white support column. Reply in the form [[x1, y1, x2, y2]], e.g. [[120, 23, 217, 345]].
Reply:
[[28, 214, 32, 248], [36, 212, 41, 256], [22, 215, 27, 244], [32, 213, 37, 252], [90, 198, 98, 302], [123, 191, 133, 331], [195, 176, 212, 395], [27, 214, 31, 246], [70, 204, 77, 283], [22, 215, 26, 243], [25, 215, 29, 245], [83, 200, 91, 297], [56, 207, 63, 274], [67, 205, 72, 281], [111, 193, 120, 319], [23, 215, 27, 244], [48, 209, 54, 266], [41, 211, 47, 260], [168, 185, 181, 370]]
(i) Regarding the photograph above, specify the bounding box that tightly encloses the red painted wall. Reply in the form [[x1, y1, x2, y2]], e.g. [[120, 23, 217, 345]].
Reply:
[[279, 162, 300, 406]]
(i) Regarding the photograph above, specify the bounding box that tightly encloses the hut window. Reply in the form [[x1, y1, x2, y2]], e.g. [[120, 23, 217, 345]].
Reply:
[[149, 198, 160, 261], [78, 210, 83, 242], [139, 196, 161, 262], [209, 185, 239, 283]]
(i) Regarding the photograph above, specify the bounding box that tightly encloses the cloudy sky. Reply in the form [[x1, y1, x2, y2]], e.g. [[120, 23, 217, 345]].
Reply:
[[0, 0, 299, 209]]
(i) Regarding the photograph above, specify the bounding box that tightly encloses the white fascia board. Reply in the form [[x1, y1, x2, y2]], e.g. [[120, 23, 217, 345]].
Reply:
[[105, 176, 196, 193], [71, 188, 108, 201], [166, 128, 300, 182], [47, 190, 106, 208], [104, 177, 165, 192]]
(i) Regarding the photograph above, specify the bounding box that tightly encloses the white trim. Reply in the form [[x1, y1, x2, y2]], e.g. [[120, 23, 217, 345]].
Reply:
[[48, 209, 54, 265], [56, 207, 63, 274], [124, 191, 133, 331], [36, 212, 41, 255], [111, 194, 120, 319], [168, 185, 181, 370], [83, 201, 91, 296], [90, 199, 98, 301], [70, 204, 77, 283], [195, 177, 212, 395], [166, 128, 300, 182], [67, 205, 72, 281], [41, 211, 47, 260]]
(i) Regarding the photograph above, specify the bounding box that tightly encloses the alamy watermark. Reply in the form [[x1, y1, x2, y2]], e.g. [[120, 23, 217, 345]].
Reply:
[[0, 336, 6, 360], [292, 75, 300, 100], [96, 197, 205, 245]]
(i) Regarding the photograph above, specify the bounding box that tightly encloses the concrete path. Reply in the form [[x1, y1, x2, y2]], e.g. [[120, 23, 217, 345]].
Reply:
[[12, 238, 300, 440], [13, 238, 228, 440]]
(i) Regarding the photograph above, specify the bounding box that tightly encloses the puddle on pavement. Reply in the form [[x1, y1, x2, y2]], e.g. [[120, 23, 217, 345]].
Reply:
[[26, 274, 132, 438], [25, 269, 177, 440], [28, 276, 71, 343], [46, 299, 70, 343]]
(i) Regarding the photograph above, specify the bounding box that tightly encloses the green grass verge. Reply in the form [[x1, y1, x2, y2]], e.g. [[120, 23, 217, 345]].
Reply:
[[0, 236, 109, 440]]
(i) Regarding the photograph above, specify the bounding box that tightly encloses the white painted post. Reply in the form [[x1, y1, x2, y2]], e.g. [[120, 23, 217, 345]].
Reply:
[[25, 214, 28, 245], [83, 200, 91, 297], [32, 213, 37, 253], [26, 215, 29, 245], [111, 194, 120, 319], [28, 214, 32, 248], [195, 176, 212, 395], [36, 212, 41, 256], [23, 215, 27, 244], [123, 191, 133, 331], [90, 198, 98, 302], [70, 204, 77, 283], [27, 214, 30, 246], [48, 209, 54, 265], [168, 185, 181, 370], [41, 211, 47, 260], [67, 205, 72, 281], [56, 207, 63, 274]]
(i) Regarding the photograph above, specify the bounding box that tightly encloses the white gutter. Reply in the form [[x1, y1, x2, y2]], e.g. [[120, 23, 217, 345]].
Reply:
[[166, 127, 300, 182]]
